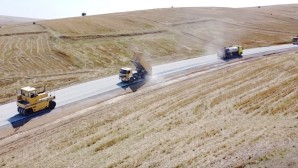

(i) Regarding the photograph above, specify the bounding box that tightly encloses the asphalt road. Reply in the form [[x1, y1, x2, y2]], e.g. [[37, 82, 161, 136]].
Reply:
[[0, 44, 297, 127]]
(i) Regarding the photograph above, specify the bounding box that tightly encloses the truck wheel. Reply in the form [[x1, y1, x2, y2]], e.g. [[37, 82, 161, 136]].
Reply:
[[19, 108, 25, 115], [24, 109, 33, 116], [17, 107, 24, 115], [49, 101, 56, 109], [129, 77, 134, 83]]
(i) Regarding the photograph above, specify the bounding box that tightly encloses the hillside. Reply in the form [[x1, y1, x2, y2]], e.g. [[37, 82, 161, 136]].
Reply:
[[0, 51, 297, 167], [0, 15, 39, 25], [1, 5, 298, 103]]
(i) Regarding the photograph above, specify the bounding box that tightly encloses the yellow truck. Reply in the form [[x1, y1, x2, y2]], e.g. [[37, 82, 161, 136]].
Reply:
[[17, 86, 56, 115], [119, 51, 152, 83], [217, 45, 243, 59]]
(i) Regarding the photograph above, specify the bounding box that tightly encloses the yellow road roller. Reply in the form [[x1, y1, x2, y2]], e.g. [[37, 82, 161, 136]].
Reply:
[[16, 86, 56, 115]]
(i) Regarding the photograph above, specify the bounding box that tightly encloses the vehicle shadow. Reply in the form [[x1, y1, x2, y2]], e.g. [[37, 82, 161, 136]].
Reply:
[[117, 79, 148, 92], [222, 55, 243, 62], [8, 108, 54, 129]]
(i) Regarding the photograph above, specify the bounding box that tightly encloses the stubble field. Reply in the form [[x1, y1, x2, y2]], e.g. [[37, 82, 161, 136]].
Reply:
[[0, 51, 297, 168]]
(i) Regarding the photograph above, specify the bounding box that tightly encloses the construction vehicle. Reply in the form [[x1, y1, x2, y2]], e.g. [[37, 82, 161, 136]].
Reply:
[[16, 86, 56, 115], [292, 36, 298, 45], [217, 45, 243, 59], [119, 51, 152, 83]]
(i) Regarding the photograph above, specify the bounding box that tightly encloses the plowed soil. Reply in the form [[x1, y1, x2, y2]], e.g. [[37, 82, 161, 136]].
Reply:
[[1, 5, 298, 104], [0, 51, 297, 168]]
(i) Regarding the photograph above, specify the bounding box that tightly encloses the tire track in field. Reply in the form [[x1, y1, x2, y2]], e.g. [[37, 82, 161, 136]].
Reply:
[[23, 36, 44, 74], [15, 36, 40, 73], [5, 38, 20, 72], [32, 35, 53, 71], [13, 37, 31, 74], [44, 36, 67, 70], [0, 37, 13, 73], [50, 44, 76, 69], [15, 36, 22, 55], [0, 38, 5, 62], [0, 34, 71, 75], [22, 36, 46, 73]]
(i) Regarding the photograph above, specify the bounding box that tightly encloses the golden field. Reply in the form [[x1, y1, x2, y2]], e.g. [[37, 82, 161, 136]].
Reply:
[[0, 51, 297, 167], [0, 5, 298, 103]]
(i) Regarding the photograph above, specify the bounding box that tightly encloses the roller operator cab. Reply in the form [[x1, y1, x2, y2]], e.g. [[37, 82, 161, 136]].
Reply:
[[16, 86, 56, 115], [217, 45, 243, 59]]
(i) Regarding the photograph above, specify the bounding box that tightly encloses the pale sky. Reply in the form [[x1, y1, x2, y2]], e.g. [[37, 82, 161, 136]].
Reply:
[[0, 0, 297, 19]]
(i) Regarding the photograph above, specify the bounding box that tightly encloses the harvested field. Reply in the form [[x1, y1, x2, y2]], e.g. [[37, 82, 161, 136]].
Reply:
[[0, 4, 298, 105], [0, 51, 297, 168]]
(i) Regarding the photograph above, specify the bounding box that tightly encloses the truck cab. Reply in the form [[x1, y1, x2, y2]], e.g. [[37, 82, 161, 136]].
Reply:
[[119, 67, 133, 82]]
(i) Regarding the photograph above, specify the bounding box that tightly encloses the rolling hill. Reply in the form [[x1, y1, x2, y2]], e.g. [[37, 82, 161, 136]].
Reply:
[[0, 4, 298, 103], [0, 15, 39, 25]]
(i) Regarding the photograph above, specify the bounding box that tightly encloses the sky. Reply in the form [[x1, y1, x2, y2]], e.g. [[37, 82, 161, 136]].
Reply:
[[0, 0, 297, 19]]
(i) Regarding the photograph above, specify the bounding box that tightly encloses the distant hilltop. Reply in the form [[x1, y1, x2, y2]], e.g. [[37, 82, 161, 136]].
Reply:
[[0, 15, 41, 25]]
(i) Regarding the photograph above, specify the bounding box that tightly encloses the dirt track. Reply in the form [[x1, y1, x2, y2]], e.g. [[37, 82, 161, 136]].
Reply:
[[0, 51, 297, 168], [1, 5, 298, 104]]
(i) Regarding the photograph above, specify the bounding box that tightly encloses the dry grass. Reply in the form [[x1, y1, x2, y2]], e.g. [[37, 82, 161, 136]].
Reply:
[[0, 51, 297, 168], [1, 5, 298, 103]]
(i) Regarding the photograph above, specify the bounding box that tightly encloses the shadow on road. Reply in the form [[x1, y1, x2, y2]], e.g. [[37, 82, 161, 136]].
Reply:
[[117, 79, 148, 92], [222, 55, 243, 62], [8, 108, 54, 129]]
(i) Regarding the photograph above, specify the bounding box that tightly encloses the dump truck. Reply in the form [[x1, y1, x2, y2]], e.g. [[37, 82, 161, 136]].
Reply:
[[292, 36, 298, 45], [17, 86, 56, 115], [119, 51, 152, 83], [217, 45, 243, 59]]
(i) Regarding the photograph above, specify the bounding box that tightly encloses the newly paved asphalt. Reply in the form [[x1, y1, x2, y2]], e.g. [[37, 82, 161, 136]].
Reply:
[[1, 44, 297, 127]]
